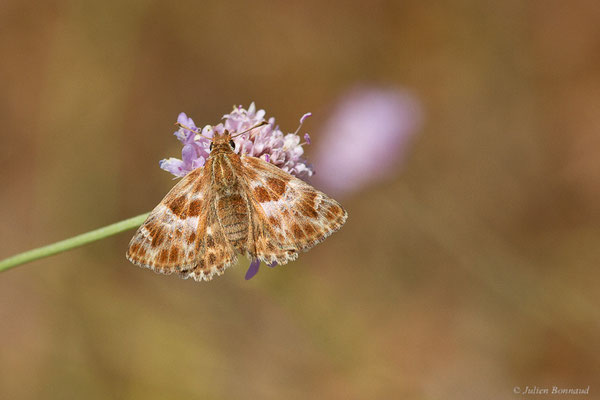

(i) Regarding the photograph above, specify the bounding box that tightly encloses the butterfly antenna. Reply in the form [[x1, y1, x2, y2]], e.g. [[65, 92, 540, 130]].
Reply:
[[175, 122, 213, 140], [231, 121, 269, 138]]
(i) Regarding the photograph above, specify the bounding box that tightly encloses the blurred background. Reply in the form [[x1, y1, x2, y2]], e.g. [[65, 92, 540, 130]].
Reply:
[[1, 1, 600, 398]]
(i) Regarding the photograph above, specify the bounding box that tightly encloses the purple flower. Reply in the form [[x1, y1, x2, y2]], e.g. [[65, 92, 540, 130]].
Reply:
[[160, 103, 314, 180], [312, 86, 423, 196], [158, 112, 212, 177], [160, 104, 313, 279]]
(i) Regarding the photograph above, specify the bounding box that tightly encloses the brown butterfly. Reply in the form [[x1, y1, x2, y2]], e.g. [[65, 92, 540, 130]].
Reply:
[[126, 123, 347, 281]]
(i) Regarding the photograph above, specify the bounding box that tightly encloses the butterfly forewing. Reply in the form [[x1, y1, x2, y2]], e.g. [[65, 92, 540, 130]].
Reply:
[[240, 156, 347, 265], [126, 165, 237, 281]]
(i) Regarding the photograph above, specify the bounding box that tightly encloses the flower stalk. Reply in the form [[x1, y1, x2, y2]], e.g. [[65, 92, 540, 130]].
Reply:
[[0, 212, 150, 273]]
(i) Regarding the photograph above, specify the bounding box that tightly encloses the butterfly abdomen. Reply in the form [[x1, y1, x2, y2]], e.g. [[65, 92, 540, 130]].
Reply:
[[216, 193, 250, 245]]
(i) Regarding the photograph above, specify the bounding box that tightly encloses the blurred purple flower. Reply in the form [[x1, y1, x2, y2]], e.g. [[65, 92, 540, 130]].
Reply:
[[313, 87, 422, 196], [160, 103, 313, 279], [160, 103, 314, 180]]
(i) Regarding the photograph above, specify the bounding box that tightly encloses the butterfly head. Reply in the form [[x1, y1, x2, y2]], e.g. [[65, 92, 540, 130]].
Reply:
[[175, 120, 268, 156], [208, 131, 237, 154], [208, 121, 269, 155]]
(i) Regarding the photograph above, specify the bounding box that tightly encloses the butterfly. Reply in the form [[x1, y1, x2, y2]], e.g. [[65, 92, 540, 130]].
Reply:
[[126, 122, 347, 281]]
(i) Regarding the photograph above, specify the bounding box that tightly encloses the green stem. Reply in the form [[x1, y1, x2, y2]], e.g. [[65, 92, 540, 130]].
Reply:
[[0, 212, 150, 273]]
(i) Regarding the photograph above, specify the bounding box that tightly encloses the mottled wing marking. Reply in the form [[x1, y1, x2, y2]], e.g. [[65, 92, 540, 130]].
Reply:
[[241, 156, 348, 265], [126, 166, 237, 281], [181, 205, 238, 281]]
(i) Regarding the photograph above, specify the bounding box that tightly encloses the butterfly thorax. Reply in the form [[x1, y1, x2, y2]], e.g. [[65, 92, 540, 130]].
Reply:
[[208, 143, 234, 156]]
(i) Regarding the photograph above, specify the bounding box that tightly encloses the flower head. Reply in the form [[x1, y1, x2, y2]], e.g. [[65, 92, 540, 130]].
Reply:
[[159, 103, 314, 180]]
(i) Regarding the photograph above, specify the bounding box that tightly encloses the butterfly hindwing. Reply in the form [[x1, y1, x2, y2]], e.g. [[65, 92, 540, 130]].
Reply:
[[180, 203, 238, 281]]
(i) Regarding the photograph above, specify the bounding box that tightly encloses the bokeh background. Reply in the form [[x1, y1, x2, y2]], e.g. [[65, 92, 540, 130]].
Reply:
[[2, 1, 600, 398]]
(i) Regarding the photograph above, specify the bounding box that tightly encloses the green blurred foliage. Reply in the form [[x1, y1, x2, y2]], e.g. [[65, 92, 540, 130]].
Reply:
[[1, 0, 599, 398]]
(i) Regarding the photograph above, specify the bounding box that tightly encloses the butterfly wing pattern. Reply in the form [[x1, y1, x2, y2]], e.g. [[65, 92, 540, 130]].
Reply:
[[127, 130, 347, 282], [241, 156, 347, 266], [126, 166, 237, 281]]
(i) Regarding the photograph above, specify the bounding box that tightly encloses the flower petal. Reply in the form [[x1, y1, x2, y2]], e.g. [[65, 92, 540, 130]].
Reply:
[[159, 158, 188, 177], [181, 144, 197, 166], [245, 259, 261, 280], [177, 112, 197, 129]]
